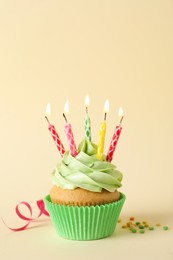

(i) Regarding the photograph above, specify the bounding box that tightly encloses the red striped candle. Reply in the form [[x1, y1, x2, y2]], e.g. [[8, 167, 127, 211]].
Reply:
[[63, 100, 78, 157], [45, 103, 65, 157], [106, 107, 124, 162], [64, 123, 78, 157]]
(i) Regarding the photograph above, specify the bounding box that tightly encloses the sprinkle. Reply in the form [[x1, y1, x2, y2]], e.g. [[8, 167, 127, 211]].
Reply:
[[138, 225, 145, 229], [130, 228, 137, 233], [156, 223, 161, 227], [122, 225, 127, 229], [136, 222, 140, 226], [139, 230, 145, 234], [120, 217, 170, 235], [163, 226, 169, 231], [127, 221, 133, 227], [148, 227, 154, 231]]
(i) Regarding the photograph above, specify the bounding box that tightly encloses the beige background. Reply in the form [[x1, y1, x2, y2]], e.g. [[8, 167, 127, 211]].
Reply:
[[0, 1, 173, 259]]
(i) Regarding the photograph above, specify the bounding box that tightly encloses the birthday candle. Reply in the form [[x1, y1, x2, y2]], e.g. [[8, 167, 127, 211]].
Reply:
[[84, 94, 91, 141], [45, 103, 65, 157], [97, 100, 109, 160], [106, 107, 124, 162], [63, 100, 78, 157]]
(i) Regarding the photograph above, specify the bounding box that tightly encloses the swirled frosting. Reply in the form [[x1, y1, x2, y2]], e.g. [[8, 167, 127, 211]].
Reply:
[[51, 138, 123, 192]]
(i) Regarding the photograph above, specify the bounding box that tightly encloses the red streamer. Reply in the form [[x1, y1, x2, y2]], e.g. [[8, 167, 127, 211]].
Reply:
[[2, 199, 49, 231]]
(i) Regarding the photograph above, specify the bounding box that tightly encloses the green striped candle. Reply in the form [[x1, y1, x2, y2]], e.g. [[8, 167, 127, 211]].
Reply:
[[84, 95, 91, 141]]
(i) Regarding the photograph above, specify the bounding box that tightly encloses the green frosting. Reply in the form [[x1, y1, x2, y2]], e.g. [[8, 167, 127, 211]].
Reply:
[[51, 138, 123, 192]]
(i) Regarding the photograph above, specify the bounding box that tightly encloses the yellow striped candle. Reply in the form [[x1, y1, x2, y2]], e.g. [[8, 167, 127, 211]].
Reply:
[[97, 100, 109, 160]]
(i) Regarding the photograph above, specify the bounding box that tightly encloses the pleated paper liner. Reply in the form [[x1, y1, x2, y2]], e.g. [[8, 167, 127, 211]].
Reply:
[[44, 193, 125, 240]]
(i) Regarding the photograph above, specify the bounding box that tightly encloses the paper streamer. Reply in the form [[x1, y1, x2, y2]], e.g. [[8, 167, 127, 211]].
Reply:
[[2, 199, 49, 231]]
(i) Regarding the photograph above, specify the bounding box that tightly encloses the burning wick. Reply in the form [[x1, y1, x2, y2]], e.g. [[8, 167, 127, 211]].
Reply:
[[45, 115, 50, 124], [104, 99, 109, 121], [63, 100, 69, 123], [118, 107, 124, 126], [63, 113, 68, 123]]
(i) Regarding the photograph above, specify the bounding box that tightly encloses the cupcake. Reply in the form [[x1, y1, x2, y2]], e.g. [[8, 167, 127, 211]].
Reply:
[[44, 138, 125, 240]]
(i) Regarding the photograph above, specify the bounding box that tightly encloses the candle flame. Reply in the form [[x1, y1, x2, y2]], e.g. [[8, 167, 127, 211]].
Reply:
[[118, 107, 124, 117], [85, 94, 90, 107], [118, 107, 124, 125], [45, 103, 51, 116], [104, 99, 109, 113], [64, 100, 69, 115]]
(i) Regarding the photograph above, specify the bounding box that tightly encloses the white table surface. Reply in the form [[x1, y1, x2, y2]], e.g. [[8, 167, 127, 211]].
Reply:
[[1, 202, 172, 260]]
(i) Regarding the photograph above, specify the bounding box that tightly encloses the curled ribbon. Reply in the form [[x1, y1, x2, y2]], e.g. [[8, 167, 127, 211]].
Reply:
[[2, 199, 49, 231]]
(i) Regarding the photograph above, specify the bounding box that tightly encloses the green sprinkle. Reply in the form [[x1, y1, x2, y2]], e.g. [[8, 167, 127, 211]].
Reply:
[[136, 222, 140, 226], [148, 227, 154, 230], [139, 225, 145, 229], [139, 230, 145, 234], [163, 226, 169, 230], [131, 228, 137, 233]]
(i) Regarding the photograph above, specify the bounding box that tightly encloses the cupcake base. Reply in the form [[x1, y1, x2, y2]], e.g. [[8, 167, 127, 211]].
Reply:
[[50, 185, 121, 206], [44, 193, 125, 240]]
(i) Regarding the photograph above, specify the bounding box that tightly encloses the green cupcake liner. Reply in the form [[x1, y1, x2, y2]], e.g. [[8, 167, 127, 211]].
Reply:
[[44, 193, 125, 240]]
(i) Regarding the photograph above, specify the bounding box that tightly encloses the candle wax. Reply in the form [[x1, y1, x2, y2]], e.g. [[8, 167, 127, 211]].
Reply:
[[97, 121, 106, 160], [106, 126, 122, 162], [84, 114, 91, 141], [48, 123, 65, 157], [64, 123, 78, 157]]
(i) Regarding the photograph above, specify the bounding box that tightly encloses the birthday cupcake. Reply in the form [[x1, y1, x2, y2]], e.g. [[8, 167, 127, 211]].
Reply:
[[44, 98, 125, 240], [44, 138, 125, 240]]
